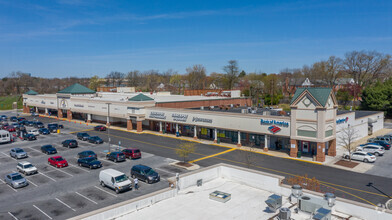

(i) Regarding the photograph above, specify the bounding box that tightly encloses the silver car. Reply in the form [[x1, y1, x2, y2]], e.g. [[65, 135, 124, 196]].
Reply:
[[356, 145, 385, 156], [4, 173, 28, 188], [10, 148, 28, 159]]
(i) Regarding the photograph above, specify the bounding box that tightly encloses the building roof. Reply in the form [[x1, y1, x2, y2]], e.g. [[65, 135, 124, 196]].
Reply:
[[291, 87, 332, 107], [128, 93, 155, 101], [24, 89, 38, 95], [337, 110, 382, 119], [57, 83, 95, 94]]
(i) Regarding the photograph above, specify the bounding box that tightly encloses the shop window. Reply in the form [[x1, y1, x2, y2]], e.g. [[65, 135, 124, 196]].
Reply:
[[325, 130, 333, 137]]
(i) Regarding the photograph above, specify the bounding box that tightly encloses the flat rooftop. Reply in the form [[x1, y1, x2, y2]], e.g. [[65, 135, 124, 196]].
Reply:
[[190, 106, 290, 117], [115, 178, 358, 220], [337, 110, 382, 119]]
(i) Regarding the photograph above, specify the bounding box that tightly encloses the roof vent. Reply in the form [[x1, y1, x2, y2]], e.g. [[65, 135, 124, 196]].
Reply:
[[278, 207, 291, 220], [265, 194, 282, 212]]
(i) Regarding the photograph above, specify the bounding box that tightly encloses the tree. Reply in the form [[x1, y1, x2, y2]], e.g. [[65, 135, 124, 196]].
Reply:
[[344, 50, 391, 87], [223, 60, 240, 89], [89, 75, 102, 91], [338, 126, 359, 161], [170, 74, 185, 94], [106, 71, 125, 87], [336, 88, 353, 109], [185, 64, 206, 90], [127, 70, 140, 87], [175, 142, 196, 163], [239, 70, 246, 78], [360, 79, 392, 117]]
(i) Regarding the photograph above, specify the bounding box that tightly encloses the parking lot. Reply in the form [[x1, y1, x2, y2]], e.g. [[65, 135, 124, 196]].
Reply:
[[0, 112, 186, 220], [365, 132, 392, 177]]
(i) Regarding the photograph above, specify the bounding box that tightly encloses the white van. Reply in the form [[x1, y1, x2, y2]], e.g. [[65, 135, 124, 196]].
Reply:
[[0, 130, 11, 144], [99, 169, 132, 194]]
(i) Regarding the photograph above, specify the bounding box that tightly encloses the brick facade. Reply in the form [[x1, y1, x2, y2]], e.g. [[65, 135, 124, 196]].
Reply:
[[316, 142, 326, 162]]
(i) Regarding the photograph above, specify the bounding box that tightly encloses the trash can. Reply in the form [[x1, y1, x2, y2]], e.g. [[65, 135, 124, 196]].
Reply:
[[297, 151, 301, 158], [217, 138, 220, 144], [176, 132, 180, 137]]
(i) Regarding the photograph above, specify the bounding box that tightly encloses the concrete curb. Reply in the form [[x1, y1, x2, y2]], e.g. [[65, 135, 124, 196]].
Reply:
[[169, 162, 200, 171]]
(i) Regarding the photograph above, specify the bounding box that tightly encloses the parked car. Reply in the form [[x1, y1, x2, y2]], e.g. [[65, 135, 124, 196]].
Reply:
[[88, 136, 103, 144], [368, 140, 391, 150], [16, 161, 38, 175], [131, 164, 160, 184], [77, 132, 90, 141], [122, 148, 142, 159], [78, 157, 102, 169], [5, 126, 16, 132], [10, 116, 18, 122], [38, 128, 50, 135], [106, 152, 126, 162], [48, 156, 68, 168], [94, 125, 106, 131], [62, 139, 78, 148], [17, 117, 26, 122], [27, 129, 40, 136], [10, 148, 28, 159], [48, 123, 64, 132], [34, 122, 44, 128], [26, 121, 35, 127], [41, 145, 57, 154], [78, 150, 97, 159], [1, 115, 7, 120], [99, 169, 132, 194], [4, 173, 28, 188], [343, 151, 376, 163], [23, 134, 37, 141], [357, 144, 385, 156], [31, 112, 39, 117]]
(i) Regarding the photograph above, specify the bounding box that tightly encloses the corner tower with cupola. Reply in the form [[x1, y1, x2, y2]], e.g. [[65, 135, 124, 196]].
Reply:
[[289, 87, 338, 162]]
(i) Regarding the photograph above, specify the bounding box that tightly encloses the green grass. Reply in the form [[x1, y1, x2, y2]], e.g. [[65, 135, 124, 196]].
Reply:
[[0, 95, 23, 110]]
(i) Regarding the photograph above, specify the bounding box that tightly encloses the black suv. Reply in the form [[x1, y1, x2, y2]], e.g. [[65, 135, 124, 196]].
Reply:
[[23, 134, 37, 141], [106, 152, 126, 163], [61, 139, 78, 148], [34, 122, 44, 128], [77, 132, 90, 141], [88, 136, 103, 144], [131, 165, 160, 184], [48, 123, 64, 132], [41, 145, 57, 154]]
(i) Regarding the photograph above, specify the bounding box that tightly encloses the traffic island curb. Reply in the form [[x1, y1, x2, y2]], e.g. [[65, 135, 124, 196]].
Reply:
[[170, 161, 200, 171]]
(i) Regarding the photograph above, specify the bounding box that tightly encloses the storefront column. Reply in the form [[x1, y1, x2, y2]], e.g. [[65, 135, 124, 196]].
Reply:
[[214, 128, 218, 143], [316, 142, 326, 162], [159, 122, 163, 133], [23, 105, 29, 113], [237, 131, 241, 147], [127, 119, 133, 130], [175, 124, 179, 136], [289, 139, 298, 157], [264, 135, 269, 152], [328, 139, 336, 156], [45, 108, 49, 116], [67, 110, 72, 120], [136, 120, 143, 133], [58, 109, 63, 118], [193, 126, 198, 139], [149, 121, 154, 130], [106, 116, 110, 126], [87, 114, 92, 123], [35, 107, 39, 113]]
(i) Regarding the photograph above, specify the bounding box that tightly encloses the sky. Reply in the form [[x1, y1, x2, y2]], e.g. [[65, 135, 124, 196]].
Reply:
[[0, 0, 391, 78]]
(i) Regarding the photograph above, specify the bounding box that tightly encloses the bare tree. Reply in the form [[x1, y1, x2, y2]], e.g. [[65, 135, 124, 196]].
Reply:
[[186, 64, 206, 90], [127, 70, 140, 87], [344, 50, 391, 86], [175, 142, 196, 163], [338, 126, 359, 161], [223, 60, 240, 89]]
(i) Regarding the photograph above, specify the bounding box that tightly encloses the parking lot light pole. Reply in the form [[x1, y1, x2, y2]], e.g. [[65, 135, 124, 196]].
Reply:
[[106, 103, 111, 152]]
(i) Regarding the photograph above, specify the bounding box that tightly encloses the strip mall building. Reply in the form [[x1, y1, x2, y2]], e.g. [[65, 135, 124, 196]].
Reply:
[[23, 84, 384, 162]]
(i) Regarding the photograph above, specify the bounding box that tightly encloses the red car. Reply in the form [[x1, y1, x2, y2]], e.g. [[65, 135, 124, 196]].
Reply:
[[122, 148, 142, 159], [48, 156, 68, 168], [4, 126, 16, 132], [94, 125, 106, 131]]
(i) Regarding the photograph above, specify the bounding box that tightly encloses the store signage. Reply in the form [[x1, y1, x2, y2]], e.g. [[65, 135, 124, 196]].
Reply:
[[88, 105, 95, 108], [268, 125, 281, 134], [260, 119, 289, 127], [74, 104, 84, 108], [149, 112, 166, 120], [60, 99, 68, 108], [172, 113, 188, 122], [192, 117, 212, 123], [336, 117, 348, 124]]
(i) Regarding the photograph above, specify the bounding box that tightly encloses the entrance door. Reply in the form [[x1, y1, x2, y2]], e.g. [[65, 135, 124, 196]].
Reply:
[[302, 142, 309, 153]]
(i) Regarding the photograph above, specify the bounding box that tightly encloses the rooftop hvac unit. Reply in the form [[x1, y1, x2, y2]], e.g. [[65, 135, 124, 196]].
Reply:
[[312, 207, 331, 220], [265, 194, 282, 212], [324, 193, 336, 207], [209, 191, 231, 203], [298, 195, 328, 213], [278, 207, 291, 220]]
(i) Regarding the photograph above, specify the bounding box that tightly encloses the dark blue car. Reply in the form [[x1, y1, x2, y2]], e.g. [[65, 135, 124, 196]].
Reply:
[[88, 136, 103, 144], [368, 141, 391, 150], [77, 157, 102, 169], [39, 128, 50, 135], [77, 150, 97, 159], [41, 145, 57, 154]]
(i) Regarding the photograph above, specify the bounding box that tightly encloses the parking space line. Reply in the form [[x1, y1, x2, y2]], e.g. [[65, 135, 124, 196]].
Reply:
[[49, 166, 73, 177], [1, 152, 16, 161], [12, 170, 38, 187], [102, 158, 118, 165], [94, 186, 118, 197], [28, 147, 42, 153], [2, 180, 18, 192], [0, 178, 5, 183], [39, 172, 57, 182], [68, 164, 90, 173], [55, 198, 76, 212], [8, 212, 18, 220], [33, 205, 52, 219], [75, 192, 98, 204]]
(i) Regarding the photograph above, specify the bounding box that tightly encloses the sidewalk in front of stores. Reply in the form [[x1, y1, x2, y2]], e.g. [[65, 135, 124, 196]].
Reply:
[[35, 114, 392, 174]]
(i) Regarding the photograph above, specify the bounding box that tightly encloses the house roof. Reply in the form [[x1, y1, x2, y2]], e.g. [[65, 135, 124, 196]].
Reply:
[[128, 93, 154, 101], [57, 83, 95, 94], [291, 87, 333, 107], [24, 89, 38, 95]]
